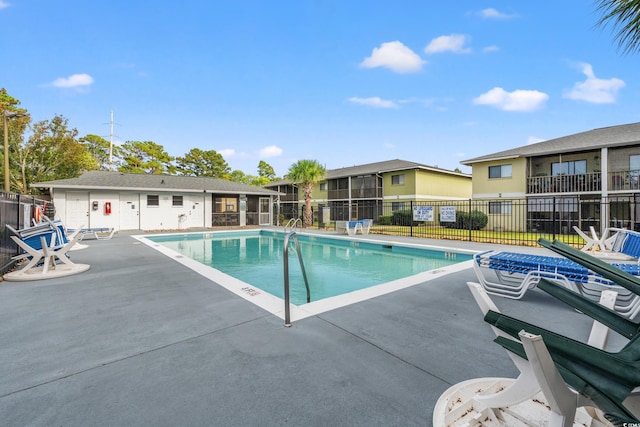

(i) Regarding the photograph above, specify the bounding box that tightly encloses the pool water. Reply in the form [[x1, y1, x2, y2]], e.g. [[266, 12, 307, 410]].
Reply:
[[148, 231, 472, 305]]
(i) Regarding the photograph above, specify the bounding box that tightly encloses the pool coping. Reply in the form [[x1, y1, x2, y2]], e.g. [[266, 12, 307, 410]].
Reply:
[[133, 229, 479, 322]]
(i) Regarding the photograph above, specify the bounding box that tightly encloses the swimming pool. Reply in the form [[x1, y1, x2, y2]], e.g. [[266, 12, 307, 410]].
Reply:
[[136, 230, 475, 321]]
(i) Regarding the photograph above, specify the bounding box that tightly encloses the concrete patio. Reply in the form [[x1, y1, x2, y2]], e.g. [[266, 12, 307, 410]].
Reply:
[[0, 229, 614, 426]]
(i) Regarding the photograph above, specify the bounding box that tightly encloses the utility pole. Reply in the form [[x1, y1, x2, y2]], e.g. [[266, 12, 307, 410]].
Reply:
[[109, 110, 114, 171], [3, 111, 9, 191]]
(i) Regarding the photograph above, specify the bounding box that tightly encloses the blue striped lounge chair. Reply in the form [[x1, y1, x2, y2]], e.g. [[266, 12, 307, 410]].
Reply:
[[473, 250, 640, 318], [345, 219, 373, 236], [4, 220, 89, 281]]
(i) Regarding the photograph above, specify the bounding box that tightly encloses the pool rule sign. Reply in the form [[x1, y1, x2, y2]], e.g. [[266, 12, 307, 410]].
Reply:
[[439, 206, 456, 223], [413, 206, 433, 221]]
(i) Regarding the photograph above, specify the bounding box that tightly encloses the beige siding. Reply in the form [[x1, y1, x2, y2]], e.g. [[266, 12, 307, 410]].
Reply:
[[609, 146, 640, 172], [382, 170, 416, 197], [414, 170, 471, 199], [472, 158, 527, 197]]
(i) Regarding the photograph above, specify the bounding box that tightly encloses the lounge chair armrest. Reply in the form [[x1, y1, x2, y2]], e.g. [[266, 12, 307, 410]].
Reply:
[[537, 278, 638, 339], [486, 310, 640, 383], [493, 334, 640, 424], [539, 238, 640, 296]]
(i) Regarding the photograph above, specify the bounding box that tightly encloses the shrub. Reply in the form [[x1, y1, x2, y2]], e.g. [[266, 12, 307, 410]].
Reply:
[[391, 210, 420, 226], [441, 210, 488, 230], [377, 215, 392, 225], [466, 210, 488, 230]]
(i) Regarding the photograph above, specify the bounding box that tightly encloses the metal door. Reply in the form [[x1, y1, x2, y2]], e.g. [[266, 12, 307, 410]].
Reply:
[[119, 193, 140, 230], [65, 191, 89, 229], [259, 197, 270, 225]]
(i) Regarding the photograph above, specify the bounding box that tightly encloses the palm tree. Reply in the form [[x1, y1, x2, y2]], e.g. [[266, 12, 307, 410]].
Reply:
[[287, 159, 326, 228], [595, 0, 640, 54]]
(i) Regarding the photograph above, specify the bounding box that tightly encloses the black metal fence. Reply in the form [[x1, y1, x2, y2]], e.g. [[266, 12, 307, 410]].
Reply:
[[275, 196, 639, 247], [0, 192, 51, 274]]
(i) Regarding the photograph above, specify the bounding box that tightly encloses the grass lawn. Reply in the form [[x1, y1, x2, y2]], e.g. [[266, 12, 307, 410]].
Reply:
[[369, 225, 583, 247]]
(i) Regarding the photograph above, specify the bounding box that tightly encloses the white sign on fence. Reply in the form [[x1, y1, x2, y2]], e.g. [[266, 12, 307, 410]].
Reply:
[[413, 205, 433, 221], [440, 206, 456, 222]]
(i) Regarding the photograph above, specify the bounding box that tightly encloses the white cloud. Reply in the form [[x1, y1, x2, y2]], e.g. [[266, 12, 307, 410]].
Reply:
[[51, 73, 94, 88], [384, 142, 396, 149], [424, 34, 471, 54], [479, 8, 516, 19], [259, 145, 283, 158], [0, 1, 9, 9], [483, 45, 500, 53], [347, 97, 399, 109], [397, 97, 436, 108], [359, 41, 425, 74], [473, 87, 549, 112], [219, 148, 236, 157], [563, 63, 625, 104], [527, 136, 546, 145]]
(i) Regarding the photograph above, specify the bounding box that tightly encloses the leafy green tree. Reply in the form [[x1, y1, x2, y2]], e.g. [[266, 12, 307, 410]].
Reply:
[[229, 161, 278, 186], [229, 169, 248, 184], [176, 148, 231, 178], [1, 88, 30, 192], [595, 0, 640, 54], [118, 140, 175, 174], [79, 134, 116, 170], [249, 175, 270, 186], [286, 159, 326, 228], [21, 115, 95, 193], [229, 170, 270, 186], [257, 160, 276, 181]]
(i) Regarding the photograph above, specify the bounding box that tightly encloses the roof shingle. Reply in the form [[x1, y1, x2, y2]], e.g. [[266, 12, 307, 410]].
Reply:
[[461, 122, 640, 165], [31, 171, 280, 195]]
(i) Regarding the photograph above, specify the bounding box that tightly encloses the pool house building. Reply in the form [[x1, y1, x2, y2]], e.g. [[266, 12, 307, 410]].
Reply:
[[461, 121, 640, 233], [31, 171, 280, 231]]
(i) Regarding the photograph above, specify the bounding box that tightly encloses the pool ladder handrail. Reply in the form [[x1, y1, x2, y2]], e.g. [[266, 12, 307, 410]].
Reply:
[[283, 231, 310, 327], [284, 217, 302, 233]]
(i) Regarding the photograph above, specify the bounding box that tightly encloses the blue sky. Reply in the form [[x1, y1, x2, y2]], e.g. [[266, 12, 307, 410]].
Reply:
[[2, 1, 640, 177]]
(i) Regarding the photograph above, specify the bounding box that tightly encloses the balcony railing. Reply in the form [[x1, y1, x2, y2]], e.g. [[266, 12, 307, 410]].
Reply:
[[350, 188, 382, 199], [327, 188, 383, 200], [279, 194, 298, 202], [609, 170, 640, 191], [328, 189, 349, 200], [527, 172, 601, 194]]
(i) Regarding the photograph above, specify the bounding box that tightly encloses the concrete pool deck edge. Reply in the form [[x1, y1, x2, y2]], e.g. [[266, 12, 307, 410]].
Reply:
[[133, 229, 477, 323]]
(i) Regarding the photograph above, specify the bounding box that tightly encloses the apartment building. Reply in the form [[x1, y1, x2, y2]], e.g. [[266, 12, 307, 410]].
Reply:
[[461, 122, 640, 233], [265, 159, 471, 224]]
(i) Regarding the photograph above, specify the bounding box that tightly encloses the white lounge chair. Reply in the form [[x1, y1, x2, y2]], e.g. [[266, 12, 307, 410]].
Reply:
[[573, 226, 639, 261], [450, 237, 640, 424], [40, 216, 88, 251], [433, 282, 617, 427], [359, 219, 373, 234], [472, 250, 640, 318], [482, 285, 640, 425], [3, 221, 90, 281], [341, 220, 373, 236], [68, 227, 116, 240]]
